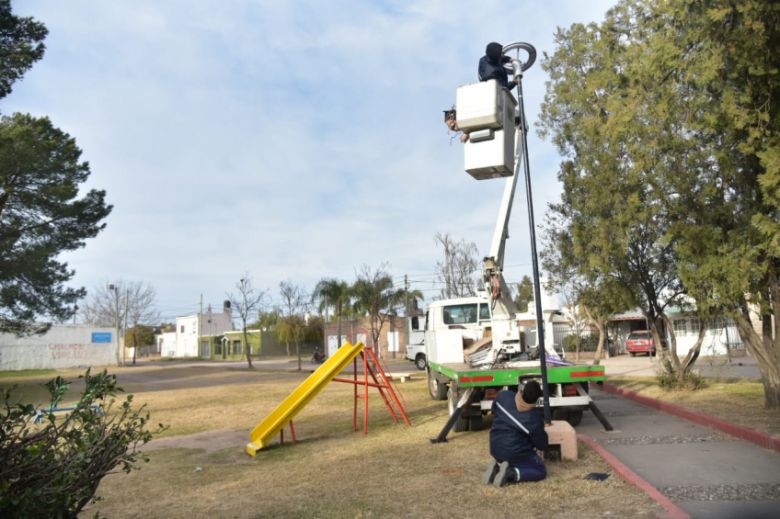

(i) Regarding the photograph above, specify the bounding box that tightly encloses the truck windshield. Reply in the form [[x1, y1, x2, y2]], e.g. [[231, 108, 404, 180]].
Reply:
[[442, 303, 478, 325]]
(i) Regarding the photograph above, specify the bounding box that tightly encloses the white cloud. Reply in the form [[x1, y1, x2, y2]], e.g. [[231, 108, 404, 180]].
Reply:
[[6, 0, 617, 316]]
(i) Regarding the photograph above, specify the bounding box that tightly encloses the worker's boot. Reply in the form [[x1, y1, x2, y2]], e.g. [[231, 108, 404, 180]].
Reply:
[[493, 461, 510, 487], [494, 463, 522, 487], [483, 460, 499, 485]]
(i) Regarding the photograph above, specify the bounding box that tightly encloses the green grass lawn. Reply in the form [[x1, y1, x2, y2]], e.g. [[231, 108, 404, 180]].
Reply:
[[607, 376, 780, 436]]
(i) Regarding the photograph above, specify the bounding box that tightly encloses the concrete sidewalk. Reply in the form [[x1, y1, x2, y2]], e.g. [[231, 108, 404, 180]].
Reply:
[[599, 354, 762, 380], [578, 389, 780, 518]]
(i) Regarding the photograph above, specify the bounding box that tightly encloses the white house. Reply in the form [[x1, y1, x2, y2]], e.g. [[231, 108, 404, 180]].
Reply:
[[157, 301, 234, 358], [515, 283, 746, 357]]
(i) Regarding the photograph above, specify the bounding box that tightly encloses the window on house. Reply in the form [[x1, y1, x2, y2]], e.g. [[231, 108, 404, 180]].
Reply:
[[689, 318, 701, 333], [709, 317, 726, 330], [180, 325, 185, 333], [673, 319, 687, 335], [232, 340, 242, 355]]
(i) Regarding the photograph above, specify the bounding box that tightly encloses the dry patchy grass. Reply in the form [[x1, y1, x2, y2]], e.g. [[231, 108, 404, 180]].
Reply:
[[2, 366, 665, 517], [608, 376, 780, 436], [85, 373, 662, 518]]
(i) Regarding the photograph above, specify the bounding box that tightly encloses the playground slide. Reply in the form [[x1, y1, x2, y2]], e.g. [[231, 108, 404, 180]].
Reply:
[[245, 341, 365, 456]]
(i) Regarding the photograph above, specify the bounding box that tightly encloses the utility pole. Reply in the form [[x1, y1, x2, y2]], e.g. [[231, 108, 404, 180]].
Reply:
[[109, 284, 121, 366], [123, 288, 129, 365], [208, 304, 214, 358], [404, 274, 409, 315], [199, 294, 203, 333]]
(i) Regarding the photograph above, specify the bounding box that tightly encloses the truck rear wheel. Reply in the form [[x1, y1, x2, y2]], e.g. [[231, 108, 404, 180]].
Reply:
[[427, 369, 448, 400], [566, 410, 583, 427], [552, 408, 583, 427], [468, 414, 484, 431]]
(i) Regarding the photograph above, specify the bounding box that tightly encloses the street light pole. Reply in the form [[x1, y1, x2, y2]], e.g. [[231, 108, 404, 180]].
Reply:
[[109, 284, 122, 366]]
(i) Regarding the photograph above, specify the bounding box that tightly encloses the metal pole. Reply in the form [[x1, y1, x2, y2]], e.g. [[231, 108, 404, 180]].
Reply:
[[123, 289, 129, 365], [513, 49, 552, 425]]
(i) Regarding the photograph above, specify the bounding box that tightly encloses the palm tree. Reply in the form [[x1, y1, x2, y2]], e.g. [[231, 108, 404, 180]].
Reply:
[[312, 278, 351, 350], [350, 265, 423, 357]]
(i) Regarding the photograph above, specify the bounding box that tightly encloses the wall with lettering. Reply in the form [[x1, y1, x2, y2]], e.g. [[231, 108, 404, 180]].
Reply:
[[0, 325, 118, 370]]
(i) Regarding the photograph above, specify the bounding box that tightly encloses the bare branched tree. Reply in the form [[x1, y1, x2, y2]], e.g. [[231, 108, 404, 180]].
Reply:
[[278, 280, 307, 371], [434, 232, 479, 299], [227, 274, 267, 368], [81, 280, 160, 365]]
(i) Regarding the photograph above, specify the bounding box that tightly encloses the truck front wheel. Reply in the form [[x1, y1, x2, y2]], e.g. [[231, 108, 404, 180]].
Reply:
[[427, 369, 448, 400], [415, 354, 427, 370]]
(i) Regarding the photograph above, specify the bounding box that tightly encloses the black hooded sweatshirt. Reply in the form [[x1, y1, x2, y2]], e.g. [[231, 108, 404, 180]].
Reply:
[[478, 53, 514, 90]]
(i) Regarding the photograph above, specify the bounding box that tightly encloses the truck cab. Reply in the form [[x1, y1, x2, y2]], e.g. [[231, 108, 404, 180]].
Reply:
[[424, 295, 525, 367], [404, 313, 427, 370]]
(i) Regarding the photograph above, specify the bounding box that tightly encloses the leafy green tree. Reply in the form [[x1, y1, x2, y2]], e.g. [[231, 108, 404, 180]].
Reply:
[[312, 277, 350, 347], [0, 369, 165, 516], [540, 0, 780, 403], [0, 0, 47, 101], [351, 264, 420, 357], [513, 275, 534, 313], [542, 208, 632, 365], [648, 0, 780, 406], [0, 3, 111, 336], [304, 314, 324, 344], [124, 325, 156, 357], [253, 309, 279, 330]]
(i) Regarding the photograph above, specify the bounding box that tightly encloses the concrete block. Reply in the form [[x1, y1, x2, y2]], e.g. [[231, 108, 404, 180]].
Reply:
[[546, 420, 578, 460]]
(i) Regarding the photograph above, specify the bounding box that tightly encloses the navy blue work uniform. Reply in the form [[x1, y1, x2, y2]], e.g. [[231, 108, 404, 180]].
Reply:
[[489, 389, 548, 482]]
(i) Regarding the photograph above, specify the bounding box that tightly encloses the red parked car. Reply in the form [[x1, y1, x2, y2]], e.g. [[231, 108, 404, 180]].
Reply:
[[625, 330, 656, 356]]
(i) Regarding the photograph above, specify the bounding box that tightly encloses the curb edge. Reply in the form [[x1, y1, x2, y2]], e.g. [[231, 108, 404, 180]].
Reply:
[[578, 433, 690, 519], [600, 382, 780, 452]]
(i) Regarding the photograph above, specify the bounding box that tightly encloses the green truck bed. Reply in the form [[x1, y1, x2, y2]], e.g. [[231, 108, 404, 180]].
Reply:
[[429, 361, 606, 387]]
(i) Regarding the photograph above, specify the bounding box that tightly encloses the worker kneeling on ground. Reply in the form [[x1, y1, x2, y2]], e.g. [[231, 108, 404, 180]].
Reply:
[[484, 380, 548, 486]]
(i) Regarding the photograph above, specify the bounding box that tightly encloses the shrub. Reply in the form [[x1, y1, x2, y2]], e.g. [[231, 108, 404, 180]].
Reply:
[[562, 334, 599, 353], [656, 369, 707, 391], [0, 369, 165, 517]]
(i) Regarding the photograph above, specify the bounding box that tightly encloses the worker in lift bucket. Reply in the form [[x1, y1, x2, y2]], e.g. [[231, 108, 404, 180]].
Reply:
[[484, 380, 549, 486], [478, 41, 518, 92]]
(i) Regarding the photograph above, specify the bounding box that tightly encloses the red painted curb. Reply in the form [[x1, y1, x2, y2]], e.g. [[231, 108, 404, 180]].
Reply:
[[578, 434, 690, 519], [600, 382, 780, 452]]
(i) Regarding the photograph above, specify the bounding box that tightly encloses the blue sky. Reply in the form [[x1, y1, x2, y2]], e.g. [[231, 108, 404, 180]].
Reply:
[[4, 1, 616, 321]]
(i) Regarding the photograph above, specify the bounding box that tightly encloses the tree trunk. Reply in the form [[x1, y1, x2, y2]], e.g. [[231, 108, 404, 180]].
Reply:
[[680, 320, 706, 379], [592, 318, 606, 366], [583, 308, 606, 366], [295, 341, 301, 372], [243, 328, 253, 368], [132, 329, 138, 365], [735, 309, 780, 409], [655, 314, 680, 377], [575, 334, 581, 363], [337, 314, 342, 351]]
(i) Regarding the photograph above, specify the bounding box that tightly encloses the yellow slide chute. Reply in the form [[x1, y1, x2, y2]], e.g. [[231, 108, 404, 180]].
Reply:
[[246, 341, 365, 456]]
